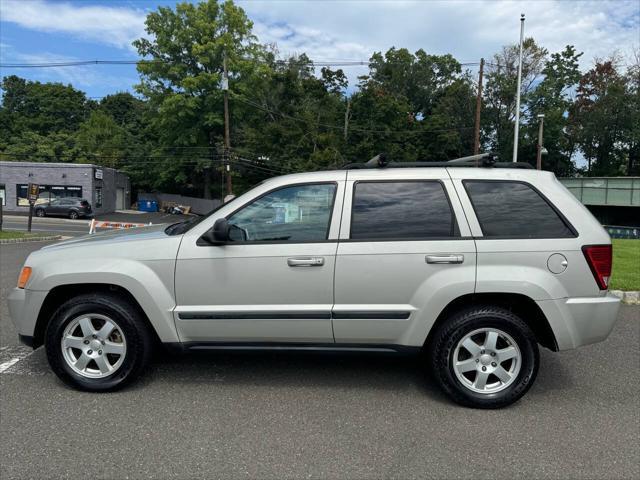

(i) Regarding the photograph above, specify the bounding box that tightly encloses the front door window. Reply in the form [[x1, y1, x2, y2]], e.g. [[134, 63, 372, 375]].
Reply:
[[227, 183, 336, 242]]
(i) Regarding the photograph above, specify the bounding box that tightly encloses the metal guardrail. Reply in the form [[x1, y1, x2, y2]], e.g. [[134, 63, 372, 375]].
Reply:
[[559, 177, 640, 207], [604, 225, 640, 239]]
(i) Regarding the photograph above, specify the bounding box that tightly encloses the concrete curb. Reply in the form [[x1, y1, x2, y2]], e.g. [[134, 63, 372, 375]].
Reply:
[[610, 290, 640, 305], [0, 235, 62, 244]]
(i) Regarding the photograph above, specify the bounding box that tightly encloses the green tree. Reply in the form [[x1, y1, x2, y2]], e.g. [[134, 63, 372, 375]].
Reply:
[[133, 0, 266, 197], [348, 48, 473, 162], [523, 45, 583, 175], [0, 75, 92, 139], [569, 60, 629, 175], [76, 111, 129, 168], [482, 38, 548, 161]]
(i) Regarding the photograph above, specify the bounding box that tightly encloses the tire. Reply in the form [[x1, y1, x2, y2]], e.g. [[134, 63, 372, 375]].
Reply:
[[45, 293, 153, 392], [68, 210, 79, 220], [429, 306, 539, 409], [35, 208, 46, 217]]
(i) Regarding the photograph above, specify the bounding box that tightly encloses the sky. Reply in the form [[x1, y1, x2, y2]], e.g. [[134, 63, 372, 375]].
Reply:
[[0, 0, 639, 99]]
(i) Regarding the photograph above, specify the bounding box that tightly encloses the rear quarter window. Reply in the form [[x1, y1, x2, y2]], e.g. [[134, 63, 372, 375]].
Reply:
[[463, 180, 575, 238]]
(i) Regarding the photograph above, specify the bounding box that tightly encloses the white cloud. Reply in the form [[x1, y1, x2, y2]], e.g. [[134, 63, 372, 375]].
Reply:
[[0, 0, 147, 50], [241, 0, 639, 71]]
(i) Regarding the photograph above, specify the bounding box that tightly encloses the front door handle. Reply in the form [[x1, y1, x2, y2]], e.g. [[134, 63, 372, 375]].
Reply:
[[287, 257, 325, 267], [426, 254, 464, 264]]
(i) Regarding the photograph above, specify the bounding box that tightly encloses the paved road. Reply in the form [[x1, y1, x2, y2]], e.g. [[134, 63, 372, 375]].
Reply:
[[1, 212, 179, 237], [1, 242, 638, 479]]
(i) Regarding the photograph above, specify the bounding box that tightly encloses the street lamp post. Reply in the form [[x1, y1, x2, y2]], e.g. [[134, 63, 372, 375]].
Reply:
[[512, 13, 525, 162], [536, 113, 545, 170]]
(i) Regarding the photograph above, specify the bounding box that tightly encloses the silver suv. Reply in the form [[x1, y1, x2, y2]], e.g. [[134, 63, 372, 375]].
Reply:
[[8, 158, 621, 408]]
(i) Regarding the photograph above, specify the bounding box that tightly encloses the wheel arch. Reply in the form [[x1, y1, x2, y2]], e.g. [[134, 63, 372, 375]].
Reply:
[[33, 283, 162, 349], [425, 292, 558, 352]]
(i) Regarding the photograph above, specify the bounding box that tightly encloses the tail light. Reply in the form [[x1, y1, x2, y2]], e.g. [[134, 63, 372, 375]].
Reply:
[[582, 245, 612, 290]]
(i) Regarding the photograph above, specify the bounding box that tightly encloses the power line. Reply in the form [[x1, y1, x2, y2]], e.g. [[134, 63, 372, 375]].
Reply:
[[0, 58, 483, 69], [0, 151, 292, 173]]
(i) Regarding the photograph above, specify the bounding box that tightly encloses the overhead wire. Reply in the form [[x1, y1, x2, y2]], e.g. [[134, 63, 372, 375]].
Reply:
[[0, 58, 485, 69]]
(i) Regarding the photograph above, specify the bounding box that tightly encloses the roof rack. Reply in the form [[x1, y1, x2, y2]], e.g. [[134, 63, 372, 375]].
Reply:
[[342, 152, 533, 170]]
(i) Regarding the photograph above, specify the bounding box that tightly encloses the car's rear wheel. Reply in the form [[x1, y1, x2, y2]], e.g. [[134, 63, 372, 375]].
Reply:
[[35, 208, 46, 217], [429, 306, 539, 409], [68, 210, 79, 219], [45, 293, 153, 391]]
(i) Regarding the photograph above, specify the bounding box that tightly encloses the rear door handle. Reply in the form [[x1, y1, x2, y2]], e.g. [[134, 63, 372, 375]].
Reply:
[[426, 254, 464, 264], [287, 257, 325, 267]]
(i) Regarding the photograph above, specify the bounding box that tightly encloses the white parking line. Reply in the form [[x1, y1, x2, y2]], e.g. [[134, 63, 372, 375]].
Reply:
[[0, 346, 36, 374]]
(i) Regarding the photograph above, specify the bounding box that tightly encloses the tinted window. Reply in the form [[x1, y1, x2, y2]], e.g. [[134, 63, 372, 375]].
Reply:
[[464, 181, 574, 238], [228, 183, 336, 242], [350, 181, 457, 240]]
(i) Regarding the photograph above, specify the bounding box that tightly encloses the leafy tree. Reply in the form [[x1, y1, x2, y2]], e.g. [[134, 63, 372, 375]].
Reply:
[[0, 130, 79, 163], [482, 38, 548, 161], [523, 45, 583, 175], [76, 111, 129, 168], [569, 60, 629, 175], [0, 75, 92, 138], [133, 0, 267, 197]]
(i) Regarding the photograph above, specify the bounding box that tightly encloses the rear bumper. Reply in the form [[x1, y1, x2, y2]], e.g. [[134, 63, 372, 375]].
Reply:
[[537, 293, 621, 350]]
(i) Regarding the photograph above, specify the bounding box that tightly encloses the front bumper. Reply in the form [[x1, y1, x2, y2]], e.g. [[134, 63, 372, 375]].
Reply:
[[536, 293, 621, 351], [7, 288, 49, 347]]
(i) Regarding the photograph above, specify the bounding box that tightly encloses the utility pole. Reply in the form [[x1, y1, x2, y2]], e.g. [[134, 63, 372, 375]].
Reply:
[[344, 99, 351, 142], [536, 113, 545, 170], [512, 13, 525, 162], [222, 51, 232, 195], [473, 58, 485, 155]]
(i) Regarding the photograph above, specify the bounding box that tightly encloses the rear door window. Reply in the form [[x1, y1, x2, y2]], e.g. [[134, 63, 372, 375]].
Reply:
[[350, 181, 458, 240], [463, 180, 574, 238]]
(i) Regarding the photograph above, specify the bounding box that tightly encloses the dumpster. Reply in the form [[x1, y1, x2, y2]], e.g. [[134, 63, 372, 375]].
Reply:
[[138, 200, 158, 212]]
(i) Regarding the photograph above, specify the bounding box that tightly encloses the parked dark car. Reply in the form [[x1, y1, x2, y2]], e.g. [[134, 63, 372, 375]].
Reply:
[[34, 198, 92, 219]]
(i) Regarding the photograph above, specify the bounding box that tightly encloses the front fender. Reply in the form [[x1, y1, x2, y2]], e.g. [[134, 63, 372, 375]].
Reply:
[[28, 258, 179, 343]]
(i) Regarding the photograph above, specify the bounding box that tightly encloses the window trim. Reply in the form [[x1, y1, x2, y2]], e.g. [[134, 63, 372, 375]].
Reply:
[[348, 179, 460, 242], [200, 181, 340, 245], [462, 179, 578, 239]]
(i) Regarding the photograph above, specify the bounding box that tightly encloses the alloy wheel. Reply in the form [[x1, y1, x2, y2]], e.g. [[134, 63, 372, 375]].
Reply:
[[60, 314, 127, 379], [452, 328, 521, 394]]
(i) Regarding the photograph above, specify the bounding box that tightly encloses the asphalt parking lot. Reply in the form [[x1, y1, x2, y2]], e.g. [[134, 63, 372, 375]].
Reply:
[[1, 241, 638, 480]]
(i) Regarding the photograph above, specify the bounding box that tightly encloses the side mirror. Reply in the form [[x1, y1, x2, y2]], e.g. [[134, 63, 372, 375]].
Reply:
[[202, 218, 230, 245]]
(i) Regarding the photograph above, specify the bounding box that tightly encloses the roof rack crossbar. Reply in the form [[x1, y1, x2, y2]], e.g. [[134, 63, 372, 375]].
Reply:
[[342, 152, 533, 170]]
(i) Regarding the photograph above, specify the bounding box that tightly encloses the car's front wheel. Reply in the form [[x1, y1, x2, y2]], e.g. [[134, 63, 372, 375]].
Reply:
[[68, 210, 79, 219], [45, 293, 153, 391], [429, 306, 539, 409], [35, 208, 46, 217]]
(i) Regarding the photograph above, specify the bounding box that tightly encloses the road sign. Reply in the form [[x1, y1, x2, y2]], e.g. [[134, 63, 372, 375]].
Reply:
[[27, 183, 39, 204], [27, 183, 39, 233]]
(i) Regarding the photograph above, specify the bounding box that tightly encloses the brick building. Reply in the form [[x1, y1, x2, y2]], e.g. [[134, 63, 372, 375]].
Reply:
[[0, 161, 130, 215]]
